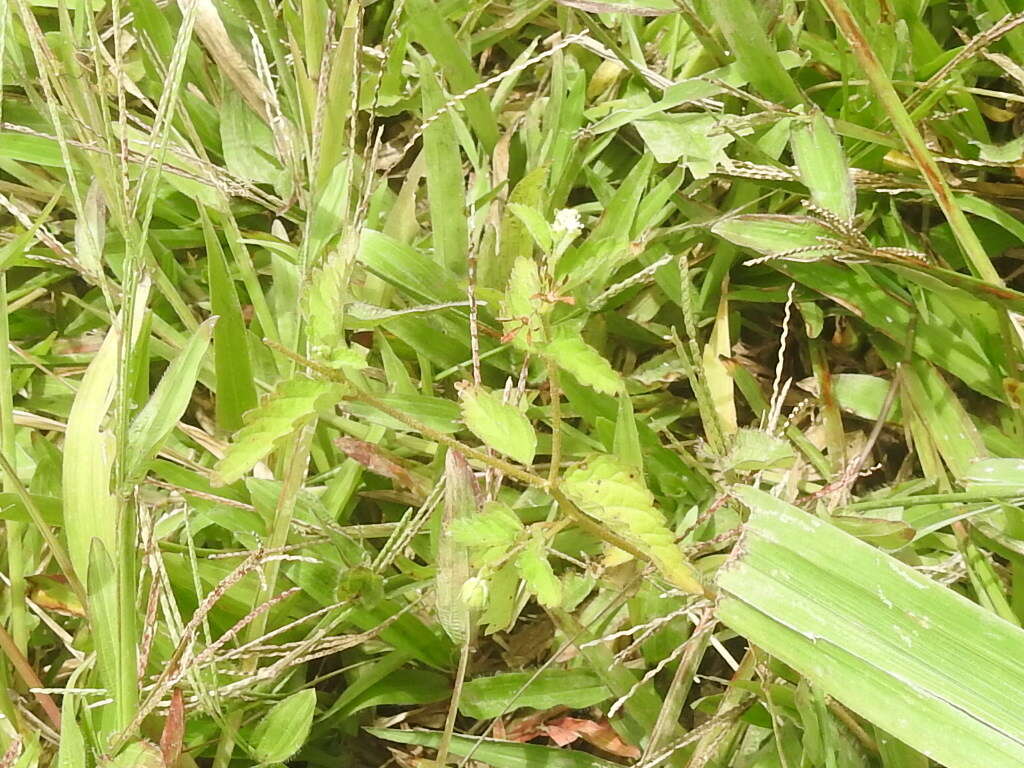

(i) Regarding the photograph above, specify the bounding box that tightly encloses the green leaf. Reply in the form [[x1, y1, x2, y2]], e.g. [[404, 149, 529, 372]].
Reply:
[[501, 256, 546, 350], [799, 373, 903, 423], [251, 689, 317, 763], [543, 338, 623, 395], [963, 458, 1024, 492], [562, 455, 703, 595], [452, 501, 523, 548], [214, 377, 342, 486], [486, 167, 548, 290], [633, 114, 734, 177], [792, 111, 856, 222], [725, 428, 796, 472], [711, 214, 839, 260], [220, 90, 280, 184], [507, 203, 553, 253], [459, 385, 537, 465], [203, 208, 257, 434], [419, 56, 469, 275], [367, 728, 623, 768], [460, 669, 612, 719], [710, 0, 802, 107], [516, 534, 562, 608], [719, 487, 1024, 768], [358, 230, 463, 304], [126, 317, 215, 479], [101, 742, 162, 768], [57, 695, 86, 768], [404, 0, 498, 149], [88, 539, 136, 736], [64, 328, 120, 588]]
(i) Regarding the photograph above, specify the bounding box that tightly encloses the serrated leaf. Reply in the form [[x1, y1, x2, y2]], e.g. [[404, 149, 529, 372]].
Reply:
[[459, 385, 537, 465], [214, 377, 341, 485], [544, 338, 623, 395], [502, 257, 546, 349], [305, 246, 352, 359], [516, 535, 562, 608], [251, 689, 317, 763], [792, 111, 856, 222], [562, 455, 703, 595], [452, 500, 524, 548]]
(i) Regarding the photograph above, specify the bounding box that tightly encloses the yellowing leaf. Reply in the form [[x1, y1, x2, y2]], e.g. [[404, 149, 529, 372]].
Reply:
[[562, 455, 703, 595], [544, 338, 623, 395], [459, 385, 536, 465]]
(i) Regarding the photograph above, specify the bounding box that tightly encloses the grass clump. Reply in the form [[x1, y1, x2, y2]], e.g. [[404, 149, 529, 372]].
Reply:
[[2, 1, 1024, 767]]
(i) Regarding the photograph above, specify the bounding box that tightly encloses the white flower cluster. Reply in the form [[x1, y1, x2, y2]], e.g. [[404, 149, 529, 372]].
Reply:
[[552, 208, 582, 238]]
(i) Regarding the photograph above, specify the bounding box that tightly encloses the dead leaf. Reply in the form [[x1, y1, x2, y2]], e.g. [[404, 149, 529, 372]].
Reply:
[[159, 689, 185, 768], [334, 437, 426, 495], [544, 717, 641, 758]]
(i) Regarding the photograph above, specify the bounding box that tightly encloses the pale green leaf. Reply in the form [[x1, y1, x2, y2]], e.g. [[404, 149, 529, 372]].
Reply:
[[437, 451, 475, 644], [711, 214, 838, 259], [214, 377, 342, 486], [459, 385, 537, 465], [725, 428, 796, 472], [516, 535, 562, 608], [452, 500, 523, 548], [633, 114, 734, 177], [543, 337, 623, 395], [126, 317, 215, 479], [507, 203, 553, 253]]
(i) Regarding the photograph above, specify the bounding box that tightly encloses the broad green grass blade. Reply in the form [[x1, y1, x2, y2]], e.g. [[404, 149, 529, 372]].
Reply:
[[63, 329, 120, 588], [718, 487, 1024, 768]]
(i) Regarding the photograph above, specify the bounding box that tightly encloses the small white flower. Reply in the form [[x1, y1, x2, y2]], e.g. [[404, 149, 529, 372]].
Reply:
[[552, 208, 582, 238]]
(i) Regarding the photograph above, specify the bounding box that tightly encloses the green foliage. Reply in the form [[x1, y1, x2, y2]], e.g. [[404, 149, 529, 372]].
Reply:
[[562, 455, 703, 595], [459, 385, 537, 465], [7, 2, 1024, 767], [214, 377, 344, 486], [250, 690, 318, 764]]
